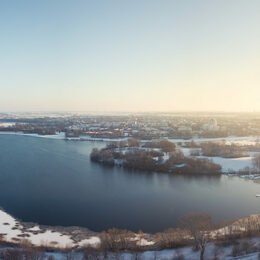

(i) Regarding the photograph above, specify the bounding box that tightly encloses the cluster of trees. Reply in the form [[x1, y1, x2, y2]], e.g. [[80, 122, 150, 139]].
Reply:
[[183, 158, 222, 175], [144, 139, 176, 153], [90, 148, 114, 166], [98, 214, 260, 260], [182, 140, 199, 148], [132, 131, 161, 140], [0, 122, 59, 136], [167, 150, 185, 164], [122, 150, 221, 175], [201, 142, 249, 158], [0, 239, 49, 260], [109, 138, 176, 152], [105, 138, 141, 148], [168, 129, 193, 140], [198, 130, 228, 139], [0, 248, 46, 260], [91, 144, 222, 175], [127, 138, 141, 147], [123, 150, 158, 171], [100, 228, 136, 252], [98, 215, 213, 259], [179, 214, 214, 260], [159, 154, 221, 175]]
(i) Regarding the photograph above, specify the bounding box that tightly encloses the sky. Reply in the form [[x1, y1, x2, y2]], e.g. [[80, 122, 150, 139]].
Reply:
[[0, 0, 260, 112]]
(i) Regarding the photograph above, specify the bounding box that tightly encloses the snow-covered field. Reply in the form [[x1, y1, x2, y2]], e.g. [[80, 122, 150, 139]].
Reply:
[[199, 155, 254, 172], [169, 136, 260, 145], [177, 148, 259, 173]]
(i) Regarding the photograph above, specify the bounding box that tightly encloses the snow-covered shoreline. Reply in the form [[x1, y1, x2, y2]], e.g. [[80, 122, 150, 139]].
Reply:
[[0, 208, 156, 250], [2, 208, 260, 259], [0, 130, 259, 143], [0, 131, 66, 140], [0, 209, 100, 249]]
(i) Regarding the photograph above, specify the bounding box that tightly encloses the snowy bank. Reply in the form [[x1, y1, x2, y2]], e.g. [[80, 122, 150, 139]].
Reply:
[[0, 209, 100, 249]]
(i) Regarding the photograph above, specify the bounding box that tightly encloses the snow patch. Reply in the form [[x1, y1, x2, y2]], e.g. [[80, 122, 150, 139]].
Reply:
[[77, 237, 100, 248], [0, 209, 96, 249]]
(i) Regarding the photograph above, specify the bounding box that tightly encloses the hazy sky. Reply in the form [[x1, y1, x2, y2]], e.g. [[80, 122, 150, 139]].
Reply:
[[1, 0, 260, 112]]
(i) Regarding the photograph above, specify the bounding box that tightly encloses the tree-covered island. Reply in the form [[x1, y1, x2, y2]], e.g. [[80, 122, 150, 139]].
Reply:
[[90, 139, 222, 175]]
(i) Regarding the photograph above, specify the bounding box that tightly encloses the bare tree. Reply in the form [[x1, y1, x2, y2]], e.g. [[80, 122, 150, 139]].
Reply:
[[119, 141, 127, 148], [100, 228, 135, 251], [179, 213, 213, 260], [127, 138, 140, 147], [156, 228, 186, 249]]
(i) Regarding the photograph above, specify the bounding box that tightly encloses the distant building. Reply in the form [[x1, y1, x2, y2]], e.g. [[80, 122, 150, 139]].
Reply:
[[202, 119, 219, 132]]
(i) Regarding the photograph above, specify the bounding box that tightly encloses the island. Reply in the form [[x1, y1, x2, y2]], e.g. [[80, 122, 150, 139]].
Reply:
[[90, 139, 222, 175]]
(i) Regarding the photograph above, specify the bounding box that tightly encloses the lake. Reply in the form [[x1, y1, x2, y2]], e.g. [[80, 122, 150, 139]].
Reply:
[[0, 134, 260, 233]]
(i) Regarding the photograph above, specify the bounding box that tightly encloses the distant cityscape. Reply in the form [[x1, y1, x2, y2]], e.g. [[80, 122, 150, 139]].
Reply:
[[1, 112, 260, 140]]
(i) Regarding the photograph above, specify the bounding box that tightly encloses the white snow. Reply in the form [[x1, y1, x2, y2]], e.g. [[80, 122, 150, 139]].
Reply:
[[28, 226, 41, 231], [27, 230, 74, 248], [0, 209, 98, 249], [0, 209, 23, 241], [0, 122, 15, 127], [168, 136, 260, 144], [162, 153, 170, 162], [77, 237, 101, 248], [175, 163, 186, 167], [136, 238, 155, 246], [2, 209, 260, 259], [0, 131, 66, 140], [176, 146, 260, 173], [199, 155, 253, 172], [79, 136, 128, 142]]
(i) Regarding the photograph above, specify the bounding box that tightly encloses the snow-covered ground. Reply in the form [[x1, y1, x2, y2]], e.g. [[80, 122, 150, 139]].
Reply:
[[168, 136, 260, 145], [0, 122, 16, 127], [0, 131, 128, 141], [0, 209, 100, 248], [0, 131, 66, 140], [0, 209, 155, 250], [176, 147, 259, 173], [1, 241, 260, 259], [2, 208, 260, 259], [79, 136, 128, 142], [105, 242, 260, 260], [79, 135, 260, 145], [199, 155, 254, 172]]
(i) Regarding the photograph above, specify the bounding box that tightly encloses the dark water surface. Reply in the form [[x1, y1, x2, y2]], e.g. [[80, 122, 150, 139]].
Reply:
[[0, 134, 260, 233]]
